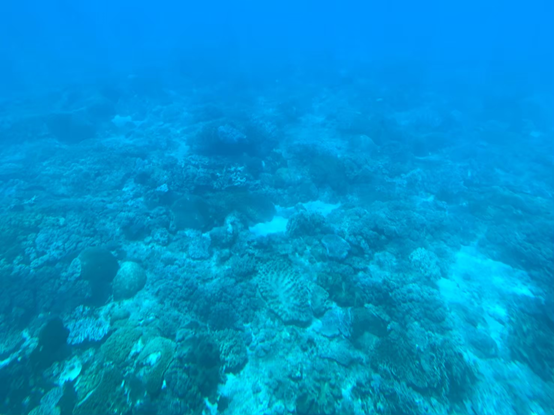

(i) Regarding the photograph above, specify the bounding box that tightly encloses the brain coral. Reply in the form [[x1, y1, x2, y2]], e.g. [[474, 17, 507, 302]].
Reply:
[[136, 336, 176, 396], [101, 325, 143, 365], [73, 364, 128, 415], [257, 260, 313, 327]]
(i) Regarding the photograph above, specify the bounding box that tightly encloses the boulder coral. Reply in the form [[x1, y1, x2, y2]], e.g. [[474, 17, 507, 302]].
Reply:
[[112, 261, 147, 300]]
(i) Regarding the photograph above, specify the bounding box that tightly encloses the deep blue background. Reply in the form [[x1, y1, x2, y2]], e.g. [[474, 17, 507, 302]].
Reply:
[[1, 0, 553, 92]]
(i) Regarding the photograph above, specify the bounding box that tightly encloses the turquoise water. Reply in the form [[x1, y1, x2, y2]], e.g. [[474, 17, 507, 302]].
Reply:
[[0, 1, 553, 414]]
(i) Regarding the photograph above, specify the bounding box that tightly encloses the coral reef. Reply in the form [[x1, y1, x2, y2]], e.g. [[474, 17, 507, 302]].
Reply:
[[0, 61, 552, 415]]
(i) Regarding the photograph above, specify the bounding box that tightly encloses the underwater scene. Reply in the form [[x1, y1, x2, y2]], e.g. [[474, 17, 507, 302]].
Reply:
[[0, 1, 553, 414]]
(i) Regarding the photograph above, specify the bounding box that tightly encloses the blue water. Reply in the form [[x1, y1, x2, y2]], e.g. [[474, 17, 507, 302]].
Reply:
[[0, 1, 553, 414]]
